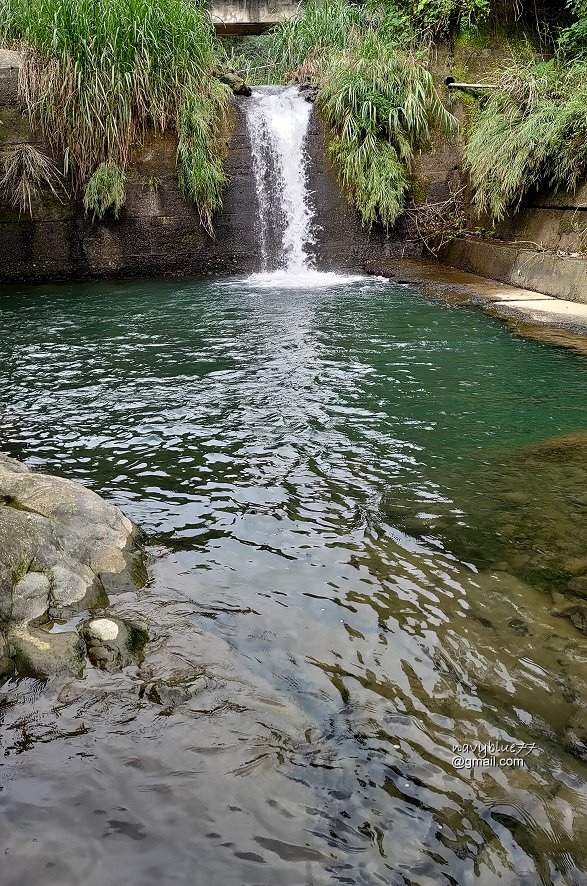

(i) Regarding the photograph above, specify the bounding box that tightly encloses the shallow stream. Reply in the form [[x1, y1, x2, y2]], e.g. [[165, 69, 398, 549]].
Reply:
[[0, 276, 586, 885]]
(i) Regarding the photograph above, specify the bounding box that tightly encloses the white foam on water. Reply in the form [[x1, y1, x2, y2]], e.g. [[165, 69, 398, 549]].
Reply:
[[242, 269, 371, 290]]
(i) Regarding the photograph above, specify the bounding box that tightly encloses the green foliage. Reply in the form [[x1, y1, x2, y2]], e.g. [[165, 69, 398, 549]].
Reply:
[[267, 0, 367, 81], [464, 60, 587, 220], [407, 0, 490, 37], [265, 0, 458, 227], [219, 37, 276, 86], [83, 161, 126, 221], [318, 37, 458, 227], [559, 0, 587, 54], [176, 84, 230, 235], [0, 0, 228, 225], [0, 143, 65, 215]]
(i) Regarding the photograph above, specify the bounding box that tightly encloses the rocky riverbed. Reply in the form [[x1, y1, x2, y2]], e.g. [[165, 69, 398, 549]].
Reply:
[[0, 453, 147, 680]]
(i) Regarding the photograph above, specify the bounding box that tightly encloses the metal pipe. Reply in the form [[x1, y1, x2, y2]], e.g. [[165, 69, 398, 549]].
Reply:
[[444, 76, 499, 91]]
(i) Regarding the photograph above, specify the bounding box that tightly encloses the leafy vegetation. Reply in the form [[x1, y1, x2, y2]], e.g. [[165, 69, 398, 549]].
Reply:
[[83, 162, 127, 222], [264, 0, 457, 227], [559, 0, 587, 54], [0, 0, 228, 225], [318, 36, 457, 226], [464, 60, 587, 220], [176, 86, 230, 234], [404, 0, 490, 37]]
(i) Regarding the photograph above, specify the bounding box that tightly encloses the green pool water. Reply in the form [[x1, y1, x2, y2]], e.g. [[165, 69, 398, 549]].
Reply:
[[0, 275, 586, 885]]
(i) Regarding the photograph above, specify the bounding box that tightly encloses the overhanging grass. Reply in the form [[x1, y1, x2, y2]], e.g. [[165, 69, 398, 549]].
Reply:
[[319, 37, 457, 227], [177, 86, 229, 234], [0, 0, 229, 225], [464, 60, 587, 220], [83, 162, 127, 221], [0, 144, 65, 214], [266, 1, 457, 228]]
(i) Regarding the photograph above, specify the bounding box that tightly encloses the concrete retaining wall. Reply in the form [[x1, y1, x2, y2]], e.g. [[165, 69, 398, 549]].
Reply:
[[441, 239, 587, 305], [0, 51, 394, 282]]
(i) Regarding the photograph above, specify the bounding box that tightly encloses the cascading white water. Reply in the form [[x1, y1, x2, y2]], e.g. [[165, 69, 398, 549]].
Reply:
[[240, 85, 373, 289], [244, 86, 316, 274]]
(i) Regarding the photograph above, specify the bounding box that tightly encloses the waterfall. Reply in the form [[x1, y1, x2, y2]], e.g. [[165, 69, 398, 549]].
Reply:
[[244, 86, 316, 274], [239, 85, 371, 289]]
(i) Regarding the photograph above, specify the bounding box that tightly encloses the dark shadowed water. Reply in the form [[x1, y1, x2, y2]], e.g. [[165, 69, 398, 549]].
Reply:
[[0, 276, 586, 886]]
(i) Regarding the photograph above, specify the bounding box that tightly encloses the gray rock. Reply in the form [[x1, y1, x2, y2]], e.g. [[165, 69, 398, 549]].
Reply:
[[50, 563, 102, 609], [143, 676, 207, 710], [0, 453, 146, 680], [80, 616, 148, 672], [0, 49, 20, 105], [0, 632, 13, 677], [9, 571, 50, 625], [11, 627, 85, 678]]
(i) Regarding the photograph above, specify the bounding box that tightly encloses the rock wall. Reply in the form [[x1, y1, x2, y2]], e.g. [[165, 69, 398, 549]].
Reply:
[[305, 104, 420, 270], [0, 102, 261, 282], [428, 41, 587, 302], [0, 53, 403, 283]]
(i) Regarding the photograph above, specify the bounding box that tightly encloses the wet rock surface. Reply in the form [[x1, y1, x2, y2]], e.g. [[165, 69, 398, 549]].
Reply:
[[80, 616, 148, 671], [0, 453, 147, 680]]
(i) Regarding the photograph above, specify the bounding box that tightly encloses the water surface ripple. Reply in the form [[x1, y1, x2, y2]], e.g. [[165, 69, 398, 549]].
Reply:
[[0, 277, 586, 885]]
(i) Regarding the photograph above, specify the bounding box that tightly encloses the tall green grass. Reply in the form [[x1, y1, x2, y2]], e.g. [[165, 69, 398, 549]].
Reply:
[[319, 37, 457, 227], [266, 0, 366, 81], [267, 0, 457, 227], [0, 0, 229, 223], [464, 60, 587, 220]]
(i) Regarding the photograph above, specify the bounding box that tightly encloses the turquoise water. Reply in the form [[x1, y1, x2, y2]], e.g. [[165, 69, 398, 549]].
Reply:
[[0, 276, 586, 885]]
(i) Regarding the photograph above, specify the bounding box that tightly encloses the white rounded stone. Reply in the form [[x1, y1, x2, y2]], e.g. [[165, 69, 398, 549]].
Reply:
[[87, 618, 119, 641]]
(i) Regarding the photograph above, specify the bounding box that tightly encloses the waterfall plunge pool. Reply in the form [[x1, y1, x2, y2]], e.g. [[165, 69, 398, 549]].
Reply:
[[0, 274, 586, 885]]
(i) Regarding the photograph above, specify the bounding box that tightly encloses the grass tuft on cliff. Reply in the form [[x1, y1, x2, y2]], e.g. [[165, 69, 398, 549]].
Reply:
[[464, 60, 587, 220], [83, 162, 127, 222], [0, 0, 229, 225], [0, 144, 65, 215], [266, 0, 457, 228]]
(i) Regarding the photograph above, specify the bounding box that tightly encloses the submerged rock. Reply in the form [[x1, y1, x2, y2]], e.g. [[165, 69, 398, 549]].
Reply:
[[10, 626, 86, 679], [0, 453, 147, 681], [551, 602, 587, 636], [565, 709, 587, 762], [381, 431, 587, 633]]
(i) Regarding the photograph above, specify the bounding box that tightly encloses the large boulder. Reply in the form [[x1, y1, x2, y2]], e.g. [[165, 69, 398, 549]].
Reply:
[[0, 453, 147, 680]]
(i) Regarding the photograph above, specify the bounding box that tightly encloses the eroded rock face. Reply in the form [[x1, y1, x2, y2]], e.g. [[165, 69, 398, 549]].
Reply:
[[0, 453, 147, 679]]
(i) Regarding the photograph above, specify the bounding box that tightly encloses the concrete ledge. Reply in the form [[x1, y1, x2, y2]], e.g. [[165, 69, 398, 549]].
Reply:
[[0, 48, 20, 105], [440, 239, 587, 305]]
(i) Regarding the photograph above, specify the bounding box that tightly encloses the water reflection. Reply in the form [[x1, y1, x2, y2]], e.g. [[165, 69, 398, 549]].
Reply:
[[0, 277, 586, 884]]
